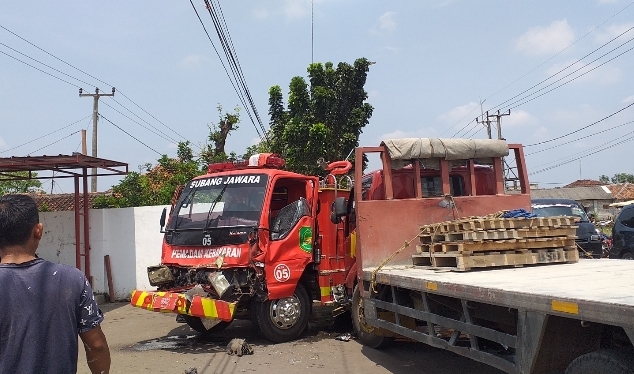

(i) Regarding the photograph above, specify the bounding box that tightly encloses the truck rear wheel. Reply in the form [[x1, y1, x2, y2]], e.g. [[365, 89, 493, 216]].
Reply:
[[254, 283, 310, 343], [182, 315, 231, 335], [352, 284, 390, 349], [565, 349, 634, 374]]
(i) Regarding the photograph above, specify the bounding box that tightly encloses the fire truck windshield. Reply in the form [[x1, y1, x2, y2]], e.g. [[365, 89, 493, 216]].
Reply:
[[169, 174, 268, 232]]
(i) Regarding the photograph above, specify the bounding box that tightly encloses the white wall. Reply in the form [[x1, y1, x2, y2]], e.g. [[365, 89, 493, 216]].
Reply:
[[38, 205, 168, 300]]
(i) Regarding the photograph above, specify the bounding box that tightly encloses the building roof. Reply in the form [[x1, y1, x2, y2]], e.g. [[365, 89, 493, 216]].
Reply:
[[563, 179, 606, 188], [30, 192, 110, 212], [530, 186, 613, 201], [607, 183, 634, 201], [0, 153, 127, 178]]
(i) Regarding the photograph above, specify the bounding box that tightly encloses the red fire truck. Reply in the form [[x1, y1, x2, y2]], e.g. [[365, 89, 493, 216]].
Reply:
[[131, 152, 357, 342]]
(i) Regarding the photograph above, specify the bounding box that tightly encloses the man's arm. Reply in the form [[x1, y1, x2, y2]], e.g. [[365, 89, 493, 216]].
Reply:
[[79, 326, 111, 374]]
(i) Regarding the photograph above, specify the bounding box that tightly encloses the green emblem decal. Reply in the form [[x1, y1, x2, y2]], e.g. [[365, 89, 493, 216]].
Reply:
[[299, 226, 313, 253]]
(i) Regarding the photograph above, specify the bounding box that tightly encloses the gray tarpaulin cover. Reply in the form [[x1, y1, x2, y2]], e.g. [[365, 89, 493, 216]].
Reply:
[[381, 138, 509, 160]]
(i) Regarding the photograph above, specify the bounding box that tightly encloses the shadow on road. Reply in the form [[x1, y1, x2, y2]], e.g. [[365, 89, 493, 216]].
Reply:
[[360, 341, 505, 374], [123, 308, 355, 354]]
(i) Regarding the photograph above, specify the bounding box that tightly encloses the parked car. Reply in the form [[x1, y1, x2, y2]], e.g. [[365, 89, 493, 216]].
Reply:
[[531, 198, 602, 258], [609, 203, 634, 260]]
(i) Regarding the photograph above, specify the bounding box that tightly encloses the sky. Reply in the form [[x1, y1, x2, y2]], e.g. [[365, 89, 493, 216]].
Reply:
[[1, 0, 634, 193]]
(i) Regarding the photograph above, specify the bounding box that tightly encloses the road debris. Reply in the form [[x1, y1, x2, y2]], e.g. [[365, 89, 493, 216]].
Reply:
[[227, 338, 254, 356]]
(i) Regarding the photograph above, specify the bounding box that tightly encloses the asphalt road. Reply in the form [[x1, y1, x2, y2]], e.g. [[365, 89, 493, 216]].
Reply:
[[77, 303, 503, 374]]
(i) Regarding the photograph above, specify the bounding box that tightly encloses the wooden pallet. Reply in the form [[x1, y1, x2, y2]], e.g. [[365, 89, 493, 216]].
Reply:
[[420, 216, 576, 235], [412, 247, 579, 271], [416, 237, 576, 254], [419, 227, 577, 244]]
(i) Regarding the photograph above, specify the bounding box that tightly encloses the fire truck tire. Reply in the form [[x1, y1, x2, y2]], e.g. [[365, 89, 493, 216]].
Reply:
[[565, 349, 634, 374], [182, 315, 232, 335], [254, 283, 310, 343], [351, 285, 391, 349]]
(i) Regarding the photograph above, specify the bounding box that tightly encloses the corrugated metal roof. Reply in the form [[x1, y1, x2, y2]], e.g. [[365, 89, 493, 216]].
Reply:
[[530, 186, 613, 200]]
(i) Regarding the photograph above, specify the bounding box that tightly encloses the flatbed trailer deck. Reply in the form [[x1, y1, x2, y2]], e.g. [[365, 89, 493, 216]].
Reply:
[[348, 140, 634, 374], [361, 260, 634, 373]]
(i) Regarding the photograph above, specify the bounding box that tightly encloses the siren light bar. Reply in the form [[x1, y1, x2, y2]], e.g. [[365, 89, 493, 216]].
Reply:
[[207, 153, 285, 173]]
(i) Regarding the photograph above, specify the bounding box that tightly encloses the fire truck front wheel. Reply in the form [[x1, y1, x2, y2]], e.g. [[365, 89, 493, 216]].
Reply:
[[182, 315, 232, 335], [254, 283, 310, 343]]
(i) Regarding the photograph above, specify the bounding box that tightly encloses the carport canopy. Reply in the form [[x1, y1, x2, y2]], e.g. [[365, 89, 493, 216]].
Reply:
[[0, 153, 128, 281]]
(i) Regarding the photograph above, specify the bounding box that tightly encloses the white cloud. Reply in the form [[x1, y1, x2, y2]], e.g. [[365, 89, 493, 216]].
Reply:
[[436, 0, 454, 8], [515, 20, 575, 56], [179, 54, 207, 68], [379, 12, 397, 32], [0, 136, 6, 150], [252, 8, 270, 19], [504, 110, 535, 127], [598, 0, 620, 3], [437, 102, 479, 124], [370, 11, 397, 35], [167, 142, 178, 149], [284, 0, 308, 21], [546, 59, 621, 84], [595, 23, 634, 44], [250, 137, 261, 146], [532, 126, 549, 139], [623, 95, 634, 103]]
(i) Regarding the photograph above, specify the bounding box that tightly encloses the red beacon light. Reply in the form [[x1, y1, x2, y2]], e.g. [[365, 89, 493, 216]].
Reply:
[[207, 153, 285, 173]]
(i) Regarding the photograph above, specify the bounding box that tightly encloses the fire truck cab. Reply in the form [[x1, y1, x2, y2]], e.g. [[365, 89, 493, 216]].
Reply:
[[131, 153, 353, 343]]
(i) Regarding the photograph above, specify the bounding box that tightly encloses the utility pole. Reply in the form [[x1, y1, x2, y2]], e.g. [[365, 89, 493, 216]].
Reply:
[[79, 87, 115, 192], [476, 110, 492, 139], [488, 109, 511, 140]]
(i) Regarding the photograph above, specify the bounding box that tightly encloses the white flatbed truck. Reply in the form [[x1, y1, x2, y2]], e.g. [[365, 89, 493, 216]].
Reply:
[[342, 139, 634, 374]]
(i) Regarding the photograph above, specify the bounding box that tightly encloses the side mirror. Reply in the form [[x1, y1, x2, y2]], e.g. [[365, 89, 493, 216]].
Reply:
[[330, 197, 347, 224], [159, 207, 167, 233]]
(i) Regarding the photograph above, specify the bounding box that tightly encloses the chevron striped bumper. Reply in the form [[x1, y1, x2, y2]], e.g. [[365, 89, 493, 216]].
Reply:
[[130, 290, 236, 322]]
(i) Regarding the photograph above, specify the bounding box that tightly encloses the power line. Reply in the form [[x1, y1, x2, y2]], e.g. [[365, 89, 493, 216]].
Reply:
[[0, 23, 188, 145], [114, 91, 188, 142], [0, 115, 90, 154], [490, 26, 634, 114], [208, 0, 269, 140], [99, 114, 162, 156], [445, 1, 634, 136], [0, 49, 81, 88], [525, 101, 634, 147], [529, 132, 634, 175], [458, 37, 634, 139], [532, 127, 634, 169], [0, 42, 95, 87], [501, 37, 634, 112], [525, 120, 634, 156], [189, 0, 268, 143], [27, 131, 81, 155], [102, 99, 179, 144]]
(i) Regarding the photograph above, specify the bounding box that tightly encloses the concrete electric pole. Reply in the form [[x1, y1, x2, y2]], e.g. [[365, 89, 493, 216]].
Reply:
[[79, 87, 115, 192], [476, 110, 493, 139], [487, 110, 511, 140]]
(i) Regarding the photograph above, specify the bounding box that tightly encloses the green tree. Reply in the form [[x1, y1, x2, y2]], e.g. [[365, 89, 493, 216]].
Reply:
[[599, 173, 634, 184], [94, 104, 244, 208], [0, 171, 43, 195], [263, 58, 373, 176], [93, 142, 201, 209], [200, 105, 241, 165]]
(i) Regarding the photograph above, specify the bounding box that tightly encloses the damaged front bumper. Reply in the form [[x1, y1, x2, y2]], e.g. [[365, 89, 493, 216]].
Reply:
[[130, 290, 236, 322]]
